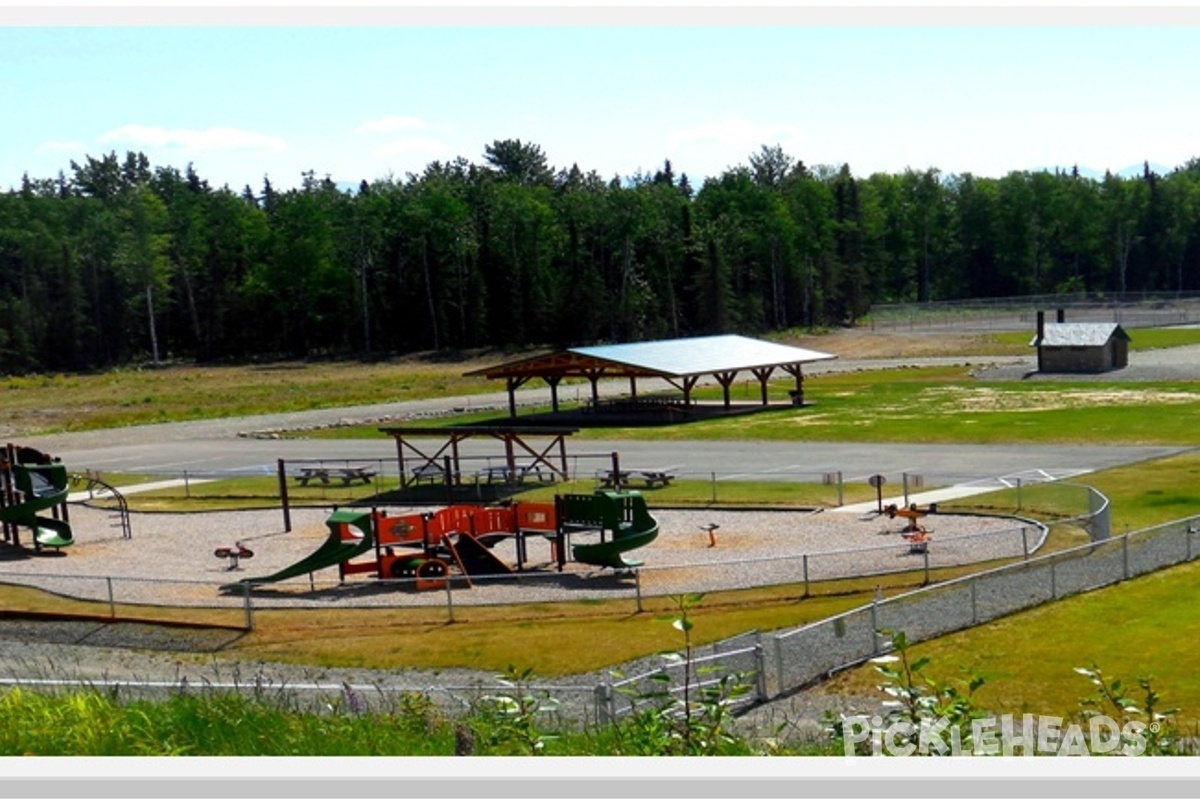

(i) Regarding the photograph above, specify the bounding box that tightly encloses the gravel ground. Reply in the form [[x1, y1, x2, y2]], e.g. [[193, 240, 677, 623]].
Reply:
[[975, 342, 1200, 382], [0, 502, 1023, 734], [0, 503, 1028, 608]]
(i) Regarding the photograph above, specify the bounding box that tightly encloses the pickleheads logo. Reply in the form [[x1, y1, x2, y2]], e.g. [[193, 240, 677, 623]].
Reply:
[[841, 713, 1152, 756]]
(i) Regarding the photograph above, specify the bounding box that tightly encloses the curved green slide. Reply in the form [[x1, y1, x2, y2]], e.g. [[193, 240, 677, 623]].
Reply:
[[0, 463, 74, 549], [570, 491, 659, 569], [243, 509, 374, 585]]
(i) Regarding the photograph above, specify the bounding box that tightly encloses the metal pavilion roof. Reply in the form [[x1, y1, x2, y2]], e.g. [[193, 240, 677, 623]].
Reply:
[[1030, 323, 1130, 348], [466, 334, 836, 380]]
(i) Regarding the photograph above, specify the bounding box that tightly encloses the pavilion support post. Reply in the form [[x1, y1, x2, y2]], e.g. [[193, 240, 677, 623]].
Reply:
[[584, 369, 605, 410], [547, 376, 562, 412], [394, 434, 408, 488], [714, 371, 738, 409], [781, 363, 805, 406], [504, 433, 518, 484], [751, 366, 775, 406], [506, 377, 519, 419], [450, 435, 462, 486], [505, 376, 532, 418], [681, 375, 699, 407]]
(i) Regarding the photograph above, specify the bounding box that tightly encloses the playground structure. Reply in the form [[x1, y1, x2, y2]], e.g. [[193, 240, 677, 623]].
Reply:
[[243, 490, 660, 590], [0, 444, 74, 552]]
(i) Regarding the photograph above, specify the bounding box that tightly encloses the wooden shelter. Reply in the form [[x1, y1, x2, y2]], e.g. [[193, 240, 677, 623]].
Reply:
[[464, 334, 837, 419]]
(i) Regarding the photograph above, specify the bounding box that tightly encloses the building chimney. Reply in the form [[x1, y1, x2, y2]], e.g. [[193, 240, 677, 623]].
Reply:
[[1036, 311, 1045, 372]]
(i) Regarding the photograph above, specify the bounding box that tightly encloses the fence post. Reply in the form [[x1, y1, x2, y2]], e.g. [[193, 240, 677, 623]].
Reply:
[[1050, 559, 1057, 599], [753, 644, 768, 701], [594, 684, 610, 725], [711, 472, 717, 504], [1189, 524, 1196, 562], [869, 588, 881, 655], [837, 471, 844, 507], [970, 577, 978, 625], [106, 576, 116, 619], [1016, 478, 1022, 512], [183, 470, 191, 499], [773, 636, 785, 699], [1021, 527, 1029, 561], [277, 459, 291, 533], [242, 582, 254, 631], [902, 472, 910, 507], [802, 554, 809, 598], [1122, 532, 1130, 580], [922, 548, 930, 585], [445, 578, 455, 623]]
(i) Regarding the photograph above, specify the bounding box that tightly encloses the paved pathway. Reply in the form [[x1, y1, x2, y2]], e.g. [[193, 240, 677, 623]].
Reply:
[[17, 351, 1188, 488]]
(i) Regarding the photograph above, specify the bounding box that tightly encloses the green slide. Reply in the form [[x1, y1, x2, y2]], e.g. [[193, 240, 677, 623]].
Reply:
[[569, 491, 659, 569], [243, 509, 374, 586], [0, 463, 74, 549]]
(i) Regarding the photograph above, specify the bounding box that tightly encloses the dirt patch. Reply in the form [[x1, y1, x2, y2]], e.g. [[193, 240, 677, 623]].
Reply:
[[783, 329, 1020, 360], [922, 386, 1200, 413]]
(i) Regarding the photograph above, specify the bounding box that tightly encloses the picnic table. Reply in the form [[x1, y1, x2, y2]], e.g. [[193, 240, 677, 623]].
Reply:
[[295, 466, 377, 487], [475, 465, 557, 485], [597, 466, 679, 489], [411, 463, 451, 485]]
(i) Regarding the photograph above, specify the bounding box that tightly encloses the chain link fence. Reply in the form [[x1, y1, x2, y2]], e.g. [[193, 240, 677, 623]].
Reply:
[[766, 490, 1200, 704], [867, 291, 1200, 332], [14, 480, 1200, 716]]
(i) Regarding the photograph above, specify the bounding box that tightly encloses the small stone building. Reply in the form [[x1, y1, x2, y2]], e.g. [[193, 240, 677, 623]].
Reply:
[[1030, 317, 1130, 373]]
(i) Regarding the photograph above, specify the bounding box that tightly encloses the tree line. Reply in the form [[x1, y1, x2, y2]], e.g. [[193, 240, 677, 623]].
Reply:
[[4, 141, 1200, 373]]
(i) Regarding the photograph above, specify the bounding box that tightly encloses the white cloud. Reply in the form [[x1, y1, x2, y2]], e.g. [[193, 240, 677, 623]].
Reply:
[[354, 115, 432, 135], [669, 116, 800, 148], [97, 125, 287, 153]]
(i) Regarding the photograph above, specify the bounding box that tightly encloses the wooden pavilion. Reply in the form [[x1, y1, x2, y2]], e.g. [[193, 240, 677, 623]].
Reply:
[[464, 334, 837, 419]]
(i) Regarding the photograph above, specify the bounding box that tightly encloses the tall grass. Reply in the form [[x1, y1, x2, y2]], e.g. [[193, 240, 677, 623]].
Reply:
[[0, 683, 835, 756]]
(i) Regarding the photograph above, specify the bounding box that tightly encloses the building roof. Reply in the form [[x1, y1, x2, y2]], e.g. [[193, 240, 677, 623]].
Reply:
[[1030, 322, 1130, 348], [465, 334, 836, 380]]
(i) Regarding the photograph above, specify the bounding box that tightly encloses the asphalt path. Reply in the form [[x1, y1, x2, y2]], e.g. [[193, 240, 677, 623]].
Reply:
[[19, 362, 1186, 489], [34, 438, 1185, 488]]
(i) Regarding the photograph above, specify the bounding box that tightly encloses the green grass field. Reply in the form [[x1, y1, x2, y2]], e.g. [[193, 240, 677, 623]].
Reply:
[[8, 326, 1200, 744], [290, 364, 1200, 447]]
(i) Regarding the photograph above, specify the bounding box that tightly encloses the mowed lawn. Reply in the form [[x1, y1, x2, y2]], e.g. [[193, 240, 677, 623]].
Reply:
[[8, 328, 1200, 730], [819, 449, 1200, 725], [0, 352, 513, 436], [821, 559, 1200, 726], [576, 367, 1200, 446]]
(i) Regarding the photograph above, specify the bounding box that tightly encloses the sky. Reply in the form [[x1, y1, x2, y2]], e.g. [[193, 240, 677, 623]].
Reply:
[[3, 5, 1200, 192]]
